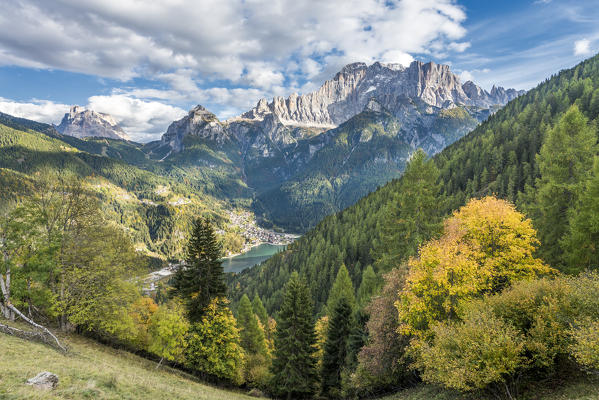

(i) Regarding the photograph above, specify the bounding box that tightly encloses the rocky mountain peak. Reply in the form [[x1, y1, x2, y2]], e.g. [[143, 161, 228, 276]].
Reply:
[[161, 104, 228, 152], [56, 106, 130, 140], [236, 60, 524, 130], [339, 62, 368, 75]]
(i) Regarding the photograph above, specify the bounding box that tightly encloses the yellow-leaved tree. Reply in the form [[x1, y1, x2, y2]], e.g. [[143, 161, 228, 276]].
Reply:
[[397, 196, 553, 338]]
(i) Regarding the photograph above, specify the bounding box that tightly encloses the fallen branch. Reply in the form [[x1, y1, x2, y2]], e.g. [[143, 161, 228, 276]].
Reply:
[[1, 303, 67, 352]]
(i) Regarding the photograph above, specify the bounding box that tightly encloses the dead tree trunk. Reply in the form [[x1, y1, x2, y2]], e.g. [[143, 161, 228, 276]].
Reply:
[[0, 267, 14, 321]]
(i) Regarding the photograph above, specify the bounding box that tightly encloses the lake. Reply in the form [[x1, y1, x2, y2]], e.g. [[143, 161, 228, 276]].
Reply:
[[222, 243, 287, 273]]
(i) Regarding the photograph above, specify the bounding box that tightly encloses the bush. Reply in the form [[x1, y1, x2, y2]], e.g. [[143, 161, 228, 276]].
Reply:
[[570, 320, 599, 372], [415, 273, 599, 395], [417, 306, 524, 394]]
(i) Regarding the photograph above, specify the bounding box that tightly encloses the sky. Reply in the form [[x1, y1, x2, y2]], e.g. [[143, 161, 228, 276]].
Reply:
[[0, 0, 597, 142]]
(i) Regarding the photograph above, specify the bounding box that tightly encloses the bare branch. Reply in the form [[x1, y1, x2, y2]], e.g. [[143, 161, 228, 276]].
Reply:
[[5, 303, 67, 352]]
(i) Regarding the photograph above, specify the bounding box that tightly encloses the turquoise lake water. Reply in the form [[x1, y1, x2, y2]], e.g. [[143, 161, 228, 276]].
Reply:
[[222, 243, 287, 273]]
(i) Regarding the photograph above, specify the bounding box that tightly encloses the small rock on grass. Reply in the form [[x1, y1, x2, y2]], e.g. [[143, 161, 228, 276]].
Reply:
[[26, 372, 59, 390]]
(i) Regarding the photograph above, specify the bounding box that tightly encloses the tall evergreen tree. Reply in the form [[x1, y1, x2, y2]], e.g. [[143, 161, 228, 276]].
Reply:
[[325, 264, 356, 315], [357, 265, 379, 308], [532, 105, 597, 267], [563, 157, 599, 272], [237, 294, 268, 356], [321, 297, 354, 398], [270, 273, 319, 399], [373, 149, 442, 272], [252, 294, 269, 327], [172, 217, 226, 322]]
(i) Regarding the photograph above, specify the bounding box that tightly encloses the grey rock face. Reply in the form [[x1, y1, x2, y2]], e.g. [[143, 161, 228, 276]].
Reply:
[[160, 60, 524, 159], [237, 60, 525, 129], [26, 372, 59, 390], [56, 106, 130, 140], [161, 105, 229, 151]]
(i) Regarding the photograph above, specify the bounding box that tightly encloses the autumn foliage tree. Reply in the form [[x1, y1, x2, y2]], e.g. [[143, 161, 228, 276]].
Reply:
[[148, 301, 189, 369], [185, 298, 244, 384], [354, 268, 411, 394], [397, 196, 552, 338]]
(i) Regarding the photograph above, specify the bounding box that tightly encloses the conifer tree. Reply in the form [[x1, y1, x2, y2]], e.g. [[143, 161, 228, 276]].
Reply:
[[563, 157, 599, 272], [321, 297, 354, 398], [373, 149, 442, 272], [533, 105, 597, 267], [325, 264, 356, 315], [237, 294, 268, 356], [172, 217, 226, 322], [270, 273, 318, 399], [252, 294, 269, 327], [357, 265, 378, 308]]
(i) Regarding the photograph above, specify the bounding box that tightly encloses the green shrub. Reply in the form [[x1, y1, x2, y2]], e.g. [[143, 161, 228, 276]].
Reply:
[[417, 306, 524, 393], [570, 319, 599, 372], [415, 273, 599, 396]]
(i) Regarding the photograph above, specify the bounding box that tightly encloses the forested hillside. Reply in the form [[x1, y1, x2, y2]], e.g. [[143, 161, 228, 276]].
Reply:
[[228, 53, 599, 315], [0, 118, 245, 259]]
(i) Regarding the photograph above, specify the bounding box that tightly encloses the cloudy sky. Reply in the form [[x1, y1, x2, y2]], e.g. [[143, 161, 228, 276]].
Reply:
[[0, 0, 597, 142]]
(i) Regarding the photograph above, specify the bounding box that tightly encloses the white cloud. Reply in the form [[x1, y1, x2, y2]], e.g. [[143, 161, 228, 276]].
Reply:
[[380, 51, 415, 67], [574, 38, 592, 56], [0, 1, 469, 98], [0, 0, 476, 132], [87, 95, 187, 141], [459, 70, 474, 82], [244, 62, 286, 90], [0, 98, 69, 123], [0, 95, 186, 142]]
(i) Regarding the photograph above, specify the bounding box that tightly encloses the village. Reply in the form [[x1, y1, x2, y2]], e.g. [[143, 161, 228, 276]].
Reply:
[[226, 210, 298, 253]]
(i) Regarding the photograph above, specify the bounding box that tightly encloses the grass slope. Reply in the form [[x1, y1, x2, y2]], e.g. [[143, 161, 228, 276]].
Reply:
[[0, 333, 254, 400]]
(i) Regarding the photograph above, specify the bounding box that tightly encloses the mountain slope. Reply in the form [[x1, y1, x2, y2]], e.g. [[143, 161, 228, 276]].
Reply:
[[0, 117, 245, 259], [0, 330, 253, 399], [227, 54, 599, 315]]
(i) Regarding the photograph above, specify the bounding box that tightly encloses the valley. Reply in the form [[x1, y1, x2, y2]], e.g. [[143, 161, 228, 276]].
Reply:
[[2, 4, 599, 398]]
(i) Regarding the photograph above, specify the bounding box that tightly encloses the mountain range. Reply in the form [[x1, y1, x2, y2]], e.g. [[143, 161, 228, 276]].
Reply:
[[0, 59, 523, 259]]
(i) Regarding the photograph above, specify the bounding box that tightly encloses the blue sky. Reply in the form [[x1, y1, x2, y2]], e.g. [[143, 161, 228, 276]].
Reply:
[[0, 0, 597, 142]]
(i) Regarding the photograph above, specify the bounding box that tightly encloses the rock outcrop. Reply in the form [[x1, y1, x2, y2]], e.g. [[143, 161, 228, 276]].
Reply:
[[56, 106, 130, 140], [161, 105, 228, 151]]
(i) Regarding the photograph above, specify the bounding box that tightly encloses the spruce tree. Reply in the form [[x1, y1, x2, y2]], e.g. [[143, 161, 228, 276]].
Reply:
[[321, 297, 354, 398], [237, 294, 268, 356], [325, 264, 356, 315], [172, 217, 226, 322], [533, 105, 597, 267], [270, 273, 318, 399], [372, 149, 442, 272]]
